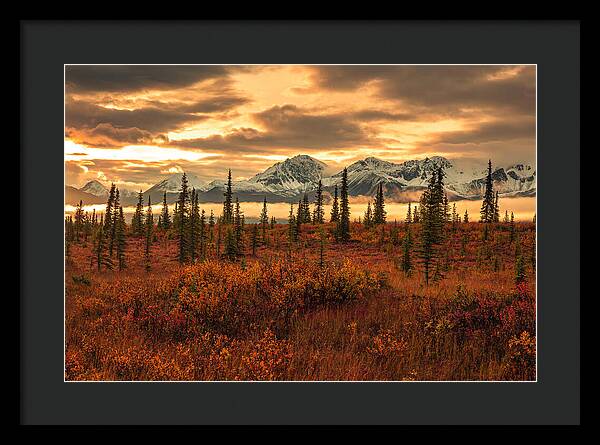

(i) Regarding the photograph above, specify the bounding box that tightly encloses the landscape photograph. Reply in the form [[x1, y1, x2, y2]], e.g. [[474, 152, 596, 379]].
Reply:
[[64, 64, 536, 381]]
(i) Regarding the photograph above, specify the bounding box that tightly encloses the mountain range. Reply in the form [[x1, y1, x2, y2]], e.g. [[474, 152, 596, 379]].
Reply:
[[65, 155, 536, 206]]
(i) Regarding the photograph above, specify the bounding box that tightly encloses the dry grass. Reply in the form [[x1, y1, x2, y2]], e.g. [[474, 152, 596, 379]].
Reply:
[[65, 221, 536, 381]]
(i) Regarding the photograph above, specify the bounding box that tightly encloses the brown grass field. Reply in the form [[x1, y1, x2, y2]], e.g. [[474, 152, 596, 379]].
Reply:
[[65, 221, 536, 381]]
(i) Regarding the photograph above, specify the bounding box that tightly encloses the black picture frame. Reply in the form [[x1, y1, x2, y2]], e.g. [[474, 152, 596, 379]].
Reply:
[[20, 20, 580, 425]]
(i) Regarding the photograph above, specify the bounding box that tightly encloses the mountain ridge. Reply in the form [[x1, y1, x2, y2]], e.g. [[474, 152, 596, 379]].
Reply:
[[66, 155, 536, 205]]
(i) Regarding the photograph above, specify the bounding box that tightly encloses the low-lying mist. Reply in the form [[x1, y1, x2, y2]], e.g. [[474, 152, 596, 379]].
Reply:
[[65, 196, 536, 223]]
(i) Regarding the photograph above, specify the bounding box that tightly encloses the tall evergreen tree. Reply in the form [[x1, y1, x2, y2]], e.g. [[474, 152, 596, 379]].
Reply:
[[296, 199, 303, 235], [373, 183, 386, 225], [363, 202, 373, 228], [405, 202, 412, 224], [160, 191, 171, 230], [443, 193, 450, 223], [173, 201, 180, 232], [413, 205, 420, 223], [144, 197, 153, 271], [330, 185, 340, 223], [300, 194, 311, 223], [116, 205, 127, 270], [260, 197, 269, 243], [222, 169, 234, 224], [109, 189, 120, 256], [74, 200, 85, 243], [418, 170, 446, 284], [318, 228, 326, 268], [336, 168, 351, 241], [177, 173, 190, 264], [480, 160, 496, 223], [493, 191, 500, 223], [233, 198, 244, 256], [131, 190, 144, 237], [189, 189, 200, 262], [464, 209, 469, 223], [509, 211, 516, 244], [208, 210, 215, 245], [288, 203, 297, 243], [313, 180, 325, 224], [103, 183, 116, 236], [199, 208, 207, 260], [223, 227, 237, 261], [93, 224, 113, 271]]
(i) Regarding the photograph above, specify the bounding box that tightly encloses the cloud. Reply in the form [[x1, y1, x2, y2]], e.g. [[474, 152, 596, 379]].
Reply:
[[66, 99, 206, 135], [66, 123, 169, 147], [65, 65, 229, 92], [429, 117, 536, 145], [311, 65, 536, 115], [170, 105, 376, 153]]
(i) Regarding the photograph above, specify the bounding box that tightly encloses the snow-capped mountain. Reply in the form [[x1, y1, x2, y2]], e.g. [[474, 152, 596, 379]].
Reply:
[[325, 156, 535, 201], [77, 180, 139, 204], [66, 155, 536, 206], [248, 154, 327, 196], [145, 172, 206, 195], [80, 180, 109, 197]]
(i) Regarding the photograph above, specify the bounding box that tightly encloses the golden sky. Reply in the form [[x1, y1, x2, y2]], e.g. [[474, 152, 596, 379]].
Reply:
[[65, 65, 536, 190]]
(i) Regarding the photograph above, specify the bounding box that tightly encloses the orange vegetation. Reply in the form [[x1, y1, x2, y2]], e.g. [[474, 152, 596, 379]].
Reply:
[[65, 221, 536, 381]]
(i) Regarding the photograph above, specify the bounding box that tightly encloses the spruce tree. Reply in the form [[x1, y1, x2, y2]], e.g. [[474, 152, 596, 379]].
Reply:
[[173, 201, 180, 232], [413, 205, 420, 223], [336, 168, 351, 241], [405, 202, 412, 224], [451, 203, 458, 230], [493, 191, 500, 223], [222, 169, 234, 224], [464, 209, 469, 223], [270, 216, 276, 229], [177, 173, 190, 264], [233, 198, 243, 256], [195, 208, 203, 260], [313, 180, 325, 224], [296, 199, 303, 235], [144, 197, 153, 271], [318, 228, 326, 268], [260, 197, 269, 243], [301, 194, 311, 223], [160, 191, 171, 230], [480, 160, 495, 223], [509, 211, 516, 244], [116, 205, 126, 270], [504, 210, 510, 224], [363, 202, 373, 228], [330, 185, 340, 223], [288, 203, 297, 243], [74, 200, 84, 243], [373, 183, 386, 225], [103, 183, 116, 236], [443, 193, 450, 223], [418, 170, 446, 284], [189, 189, 199, 263], [132, 190, 144, 237], [224, 227, 237, 261], [109, 189, 120, 256], [208, 210, 215, 245]]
